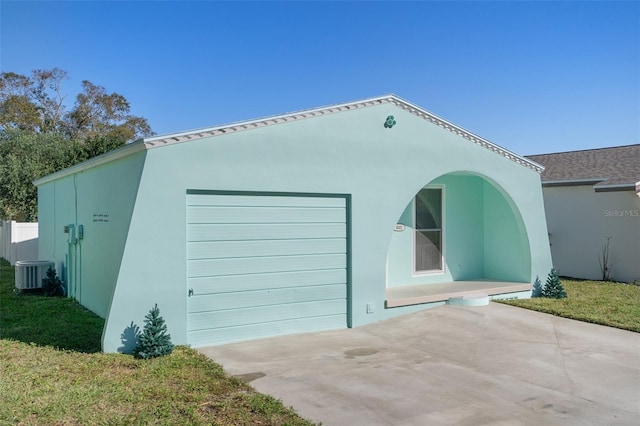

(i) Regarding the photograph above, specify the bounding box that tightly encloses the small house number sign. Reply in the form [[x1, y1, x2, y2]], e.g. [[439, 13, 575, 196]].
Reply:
[[93, 213, 110, 223]]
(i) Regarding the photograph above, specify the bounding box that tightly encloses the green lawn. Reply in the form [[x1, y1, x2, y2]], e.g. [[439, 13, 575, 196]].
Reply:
[[3, 258, 637, 425], [0, 259, 317, 425], [497, 279, 640, 332]]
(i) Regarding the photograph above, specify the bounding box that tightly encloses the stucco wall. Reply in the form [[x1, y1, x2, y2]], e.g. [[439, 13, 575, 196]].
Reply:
[[386, 173, 531, 286], [543, 185, 640, 282], [483, 179, 531, 282], [388, 174, 494, 285], [102, 103, 552, 352], [37, 151, 145, 318]]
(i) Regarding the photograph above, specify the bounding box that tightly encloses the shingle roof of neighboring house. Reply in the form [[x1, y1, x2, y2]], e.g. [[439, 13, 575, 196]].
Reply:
[[526, 144, 640, 193]]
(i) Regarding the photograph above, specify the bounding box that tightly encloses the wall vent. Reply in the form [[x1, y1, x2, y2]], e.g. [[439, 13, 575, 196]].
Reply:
[[15, 260, 54, 290]]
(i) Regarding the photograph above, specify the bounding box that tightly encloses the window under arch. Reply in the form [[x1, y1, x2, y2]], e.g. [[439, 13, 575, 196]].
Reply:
[[414, 186, 443, 273]]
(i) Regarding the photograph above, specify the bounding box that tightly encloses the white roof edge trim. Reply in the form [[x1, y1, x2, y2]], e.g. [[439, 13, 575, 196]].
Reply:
[[386, 95, 544, 173], [143, 94, 543, 173], [33, 141, 147, 186], [142, 95, 395, 144]]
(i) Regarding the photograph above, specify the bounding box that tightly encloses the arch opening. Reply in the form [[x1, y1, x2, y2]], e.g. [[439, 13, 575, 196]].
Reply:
[[385, 171, 531, 291]]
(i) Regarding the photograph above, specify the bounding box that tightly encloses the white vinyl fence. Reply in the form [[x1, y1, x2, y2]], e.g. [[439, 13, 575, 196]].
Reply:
[[0, 221, 38, 265]]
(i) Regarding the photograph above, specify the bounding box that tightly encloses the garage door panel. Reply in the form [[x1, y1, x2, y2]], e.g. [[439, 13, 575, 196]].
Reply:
[[187, 315, 347, 348], [188, 254, 346, 278], [188, 194, 346, 208], [187, 299, 346, 331], [188, 238, 345, 260], [187, 206, 345, 224], [188, 223, 346, 242], [188, 283, 345, 313], [189, 269, 347, 295], [186, 192, 348, 347]]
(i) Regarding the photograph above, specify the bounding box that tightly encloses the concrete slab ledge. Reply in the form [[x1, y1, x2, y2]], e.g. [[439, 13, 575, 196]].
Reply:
[[448, 293, 489, 306], [385, 280, 531, 308]]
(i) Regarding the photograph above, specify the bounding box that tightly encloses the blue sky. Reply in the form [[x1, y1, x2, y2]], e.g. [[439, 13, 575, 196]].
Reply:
[[1, 1, 638, 155]]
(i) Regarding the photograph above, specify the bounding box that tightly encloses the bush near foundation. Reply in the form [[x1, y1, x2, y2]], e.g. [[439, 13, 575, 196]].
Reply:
[[134, 304, 174, 359], [541, 268, 567, 299]]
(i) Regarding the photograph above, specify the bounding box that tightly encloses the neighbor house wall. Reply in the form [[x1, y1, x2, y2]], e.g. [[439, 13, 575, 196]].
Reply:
[[542, 185, 640, 282], [102, 103, 553, 352], [37, 151, 146, 318]]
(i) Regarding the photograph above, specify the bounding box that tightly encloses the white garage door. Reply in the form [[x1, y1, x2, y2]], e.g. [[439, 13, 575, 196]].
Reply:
[[186, 191, 349, 347]]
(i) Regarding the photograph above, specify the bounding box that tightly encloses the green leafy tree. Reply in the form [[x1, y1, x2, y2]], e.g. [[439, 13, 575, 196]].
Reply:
[[541, 268, 567, 299], [0, 68, 154, 220], [134, 304, 174, 359], [66, 80, 153, 142], [0, 68, 67, 133], [0, 130, 79, 220], [0, 68, 153, 141], [0, 130, 129, 221]]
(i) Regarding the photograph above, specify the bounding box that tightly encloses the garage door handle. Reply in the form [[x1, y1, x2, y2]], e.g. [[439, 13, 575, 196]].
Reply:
[[188, 288, 194, 297]]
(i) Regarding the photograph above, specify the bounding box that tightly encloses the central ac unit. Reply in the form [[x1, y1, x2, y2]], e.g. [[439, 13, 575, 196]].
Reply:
[[15, 260, 55, 290]]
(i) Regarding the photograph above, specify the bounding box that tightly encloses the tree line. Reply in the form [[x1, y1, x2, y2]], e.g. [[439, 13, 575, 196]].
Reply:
[[0, 68, 154, 221]]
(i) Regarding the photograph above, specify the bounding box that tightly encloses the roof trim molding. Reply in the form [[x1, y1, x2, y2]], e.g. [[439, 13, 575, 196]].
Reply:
[[541, 178, 607, 187], [34, 95, 543, 186], [143, 97, 391, 148], [594, 183, 638, 193], [143, 94, 543, 173], [386, 97, 543, 172], [541, 179, 640, 193], [33, 141, 146, 186]]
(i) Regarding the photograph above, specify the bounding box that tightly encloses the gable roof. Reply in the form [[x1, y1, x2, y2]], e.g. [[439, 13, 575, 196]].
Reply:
[[526, 144, 640, 192], [143, 94, 543, 172], [35, 95, 542, 186]]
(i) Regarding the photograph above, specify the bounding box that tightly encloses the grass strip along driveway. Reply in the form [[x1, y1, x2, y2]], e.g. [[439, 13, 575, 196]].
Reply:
[[497, 279, 640, 332], [0, 260, 317, 425], [2, 256, 638, 424]]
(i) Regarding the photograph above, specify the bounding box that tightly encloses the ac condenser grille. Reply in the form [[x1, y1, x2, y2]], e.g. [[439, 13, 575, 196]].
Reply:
[[15, 260, 55, 290]]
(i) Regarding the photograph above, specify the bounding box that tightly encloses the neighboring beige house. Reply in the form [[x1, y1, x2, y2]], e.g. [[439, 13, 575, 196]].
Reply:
[[528, 144, 640, 283]]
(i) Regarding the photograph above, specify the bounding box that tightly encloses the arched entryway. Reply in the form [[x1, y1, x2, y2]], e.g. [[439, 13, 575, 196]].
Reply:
[[385, 172, 532, 307]]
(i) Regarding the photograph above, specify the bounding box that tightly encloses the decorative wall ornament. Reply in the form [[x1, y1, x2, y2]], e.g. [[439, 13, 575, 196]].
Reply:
[[384, 115, 396, 128]]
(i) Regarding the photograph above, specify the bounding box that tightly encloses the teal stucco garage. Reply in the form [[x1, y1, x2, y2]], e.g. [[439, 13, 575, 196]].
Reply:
[[35, 95, 552, 353]]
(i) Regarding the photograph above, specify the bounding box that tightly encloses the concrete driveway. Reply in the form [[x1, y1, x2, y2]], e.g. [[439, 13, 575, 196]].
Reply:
[[199, 302, 640, 425]]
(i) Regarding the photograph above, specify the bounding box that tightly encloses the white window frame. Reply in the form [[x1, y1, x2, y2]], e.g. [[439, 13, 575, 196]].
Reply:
[[413, 185, 445, 275]]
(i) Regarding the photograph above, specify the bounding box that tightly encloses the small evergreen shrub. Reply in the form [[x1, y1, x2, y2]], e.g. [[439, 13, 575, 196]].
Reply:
[[531, 275, 543, 297], [134, 304, 174, 359], [541, 268, 567, 299], [42, 267, 65, 297]]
